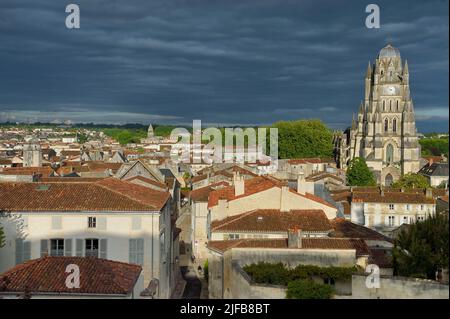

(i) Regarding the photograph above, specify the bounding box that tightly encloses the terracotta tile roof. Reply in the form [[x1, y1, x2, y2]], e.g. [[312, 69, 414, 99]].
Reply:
[[0, 257, 141, 295], [207, 238, 369, 256], [305, 172, 344, 183], [208, 176, 336, 209], [85, 162, 123, 172], [368, 248, 393, 268], [123, 175, 167, 190], [37, 177, 104, 183], [60, 150, 80, 157], [96, 178, 170, 210], [191, 174, 208, 183], [352, 191, 435, 204], [0, 159, 12, 165], [0, 178, 169, 212], [0, 167, 53, 177], [330, 218, 393, 242], [208, 176, 283, 208], [190, 181, 231, 202], [439, 195, 449, 203], [211, 209, 333, 233]]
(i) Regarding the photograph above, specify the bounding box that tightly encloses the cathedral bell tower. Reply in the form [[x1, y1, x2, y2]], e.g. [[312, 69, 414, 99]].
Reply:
[[335, 44, 421, 186]]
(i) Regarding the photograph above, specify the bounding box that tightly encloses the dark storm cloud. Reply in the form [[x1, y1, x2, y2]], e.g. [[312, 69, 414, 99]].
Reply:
[[0, 0, 448, 131]]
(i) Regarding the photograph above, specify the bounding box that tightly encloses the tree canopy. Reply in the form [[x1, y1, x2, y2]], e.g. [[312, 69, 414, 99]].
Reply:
[[346, 157, 377, 186], [393, 214, 449, 279], [272, 119, 334, 159], [420, 138, 449, 158], [392, 173, 430, 189]]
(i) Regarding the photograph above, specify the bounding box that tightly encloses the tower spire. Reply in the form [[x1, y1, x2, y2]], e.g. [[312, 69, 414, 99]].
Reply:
[[351, 113, 356, 130], [366, 61, 372, 78], [403, 60, 409, 75]]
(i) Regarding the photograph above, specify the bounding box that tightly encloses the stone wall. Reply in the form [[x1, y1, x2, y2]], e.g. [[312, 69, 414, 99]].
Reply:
[[227, 261, 286, 299], [351, 274, 449, 299]]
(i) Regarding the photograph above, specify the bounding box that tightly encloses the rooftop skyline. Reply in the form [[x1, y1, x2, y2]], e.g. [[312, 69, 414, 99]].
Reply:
[[0, 0, 448, 132]]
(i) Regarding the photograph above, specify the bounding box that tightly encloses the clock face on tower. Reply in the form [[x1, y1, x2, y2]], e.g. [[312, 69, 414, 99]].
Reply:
[[385, 86, 396, 95]]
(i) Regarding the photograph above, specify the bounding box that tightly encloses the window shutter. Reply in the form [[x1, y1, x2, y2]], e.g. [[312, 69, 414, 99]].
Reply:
[[40, 239, 48, 257], [136, 238, 144, 265], [15, 238, 24, 264], [64, 239, 73, 256], [97, 217, 107, 230], [131, 217, 141, 230], [99, 239, 107, 259], [129, 239, 137, 264], [75, 239, 83, 257], [52, 216, 62, 230], [23, 241, 31, 261]]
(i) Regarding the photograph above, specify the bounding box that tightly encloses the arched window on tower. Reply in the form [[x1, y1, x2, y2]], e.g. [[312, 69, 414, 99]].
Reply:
[[384, 119, 389, 132], [390, 100, 392, 111], [396, 100, 399, 111], [386, 144, 394, 164], [393, 118, 397, 132], [383, 100, 385, 111]]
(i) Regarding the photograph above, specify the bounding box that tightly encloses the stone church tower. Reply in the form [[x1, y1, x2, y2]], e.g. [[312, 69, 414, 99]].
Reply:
[[23, 137, 42, 167], [334, 44, 421, 186]]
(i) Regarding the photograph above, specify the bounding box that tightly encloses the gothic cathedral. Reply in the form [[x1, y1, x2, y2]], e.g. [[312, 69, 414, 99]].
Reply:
[[334, 44, 421, 186]]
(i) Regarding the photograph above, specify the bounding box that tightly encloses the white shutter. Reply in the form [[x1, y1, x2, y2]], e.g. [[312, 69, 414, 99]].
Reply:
[[15, 238, 23, 264], [40, 239, 49, 257], [99, 239, 107, 259], [129, 239, 137, 264], [23, 241, 31, 261], [64, 239, 73, 256], [75, 239, 83, 256], [136, 238, 144, 265]]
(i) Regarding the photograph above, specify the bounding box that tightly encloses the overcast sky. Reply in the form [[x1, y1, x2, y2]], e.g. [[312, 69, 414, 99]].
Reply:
[[0, 0, 448, 132]]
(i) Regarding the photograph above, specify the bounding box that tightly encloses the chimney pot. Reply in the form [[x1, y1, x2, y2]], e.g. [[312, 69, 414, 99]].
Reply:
[[287, 228, 302, 248]]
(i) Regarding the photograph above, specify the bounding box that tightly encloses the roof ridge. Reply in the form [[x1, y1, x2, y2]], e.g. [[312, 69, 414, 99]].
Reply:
[[212, 210, 260, 231], [94, 178, 159, 210]]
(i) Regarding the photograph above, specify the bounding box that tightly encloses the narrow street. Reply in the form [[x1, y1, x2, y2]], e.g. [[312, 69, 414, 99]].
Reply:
[[175, 203, 209, 299], [180, 266, 202, 299]]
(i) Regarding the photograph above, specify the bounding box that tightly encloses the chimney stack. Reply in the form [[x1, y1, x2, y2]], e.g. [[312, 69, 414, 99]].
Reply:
[[233, 172, 245, 196], [297, 171, 314, 195], [287, 228, 302, 248]]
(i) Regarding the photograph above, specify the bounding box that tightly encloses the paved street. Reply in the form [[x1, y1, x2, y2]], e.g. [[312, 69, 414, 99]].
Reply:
[[180, 266, 202, 299]]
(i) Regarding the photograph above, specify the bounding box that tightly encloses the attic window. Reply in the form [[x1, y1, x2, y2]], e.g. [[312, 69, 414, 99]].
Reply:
[[36, 184, 51, 191], [257, 216, 263, 221]]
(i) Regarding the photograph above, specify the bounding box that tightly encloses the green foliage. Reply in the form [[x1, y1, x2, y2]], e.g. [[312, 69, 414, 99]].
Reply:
[[286, 280, 334, 299], [346, 157, 377, 186], [103, 128, 147, 145], [420, 138, 449, 158], [204, 259, 209, 282], [393, 214, 449, 279], [244, 262, 290, 285], [392, 173, 430, 189], [154, 125, 180, 137], [243, 262, 357, 286], [78, 133, 88, 144], [272, 119, 334, 159]]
